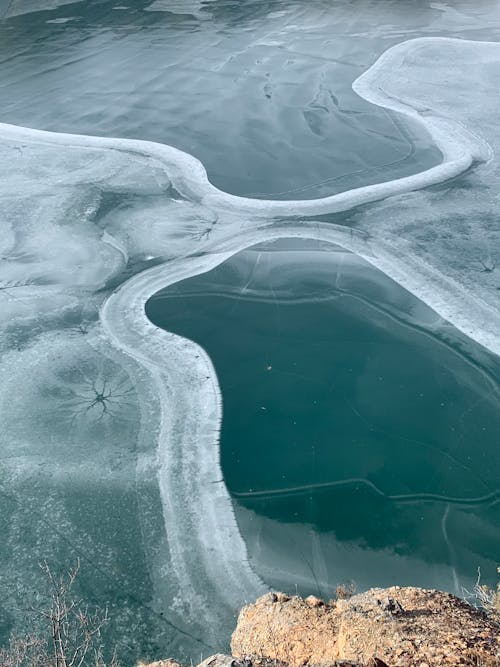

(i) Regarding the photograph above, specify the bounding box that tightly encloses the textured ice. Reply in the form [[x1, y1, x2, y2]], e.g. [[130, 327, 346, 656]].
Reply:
[[2, 34, 500, 658], [144, 0, 215, 19], [1, 0, 81, 18], [0, 123, 269, 655]]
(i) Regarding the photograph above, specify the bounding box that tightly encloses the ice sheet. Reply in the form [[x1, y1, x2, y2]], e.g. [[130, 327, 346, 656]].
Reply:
[[2, 35, 500, 658]]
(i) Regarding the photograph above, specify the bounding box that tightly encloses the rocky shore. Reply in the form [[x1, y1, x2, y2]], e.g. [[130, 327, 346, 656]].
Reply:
[[140, 587, 500, 667]]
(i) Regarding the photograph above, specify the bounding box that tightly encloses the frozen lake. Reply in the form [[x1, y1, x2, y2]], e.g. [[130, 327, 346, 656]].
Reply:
[[1, 1, 500, 665]]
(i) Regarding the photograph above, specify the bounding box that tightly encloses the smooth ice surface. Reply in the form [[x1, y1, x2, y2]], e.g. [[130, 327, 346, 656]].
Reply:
[[0, 0, 451, 198], [146, 239, 500, 595], [2, 2, 500, 663]]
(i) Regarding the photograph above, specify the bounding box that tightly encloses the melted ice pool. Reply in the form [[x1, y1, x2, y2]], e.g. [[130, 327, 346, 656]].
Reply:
[[146, 238, 500, 595]]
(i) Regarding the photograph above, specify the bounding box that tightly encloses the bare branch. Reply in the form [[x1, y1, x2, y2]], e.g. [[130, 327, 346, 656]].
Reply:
[[3, 560, 118, 667]]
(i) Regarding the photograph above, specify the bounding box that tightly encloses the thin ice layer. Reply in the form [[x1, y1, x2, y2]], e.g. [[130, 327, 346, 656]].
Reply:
[[1, 0, 81, 18]]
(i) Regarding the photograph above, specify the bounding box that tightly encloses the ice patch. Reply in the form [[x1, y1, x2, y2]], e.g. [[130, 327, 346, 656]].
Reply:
[[100, 199, 218, 261], [45, 16, 76, 23], [144, 0, 215, 19]]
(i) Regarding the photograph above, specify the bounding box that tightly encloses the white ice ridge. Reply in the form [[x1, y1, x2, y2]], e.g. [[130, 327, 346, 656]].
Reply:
[[0, 44, 486, 218], [144, 0, 216, 19], [3, 36, 500, 648]]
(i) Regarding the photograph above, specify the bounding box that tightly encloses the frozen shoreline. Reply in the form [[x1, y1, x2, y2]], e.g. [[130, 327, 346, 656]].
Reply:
[[0, 42, 488, 217]]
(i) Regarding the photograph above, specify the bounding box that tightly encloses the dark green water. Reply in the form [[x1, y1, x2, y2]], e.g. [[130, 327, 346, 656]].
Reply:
[[146, 238, 500, 595]]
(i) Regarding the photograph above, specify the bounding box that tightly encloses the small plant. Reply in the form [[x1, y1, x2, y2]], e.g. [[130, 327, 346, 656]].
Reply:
[[473, 567, 500, 618], [0, 560, 119, 667], [0, 635, 50, 667]]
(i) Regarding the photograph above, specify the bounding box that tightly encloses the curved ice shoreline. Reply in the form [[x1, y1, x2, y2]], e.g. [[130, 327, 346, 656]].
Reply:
[[0, 112, 477, 215], [100, 250, 270, 637], [2, 36, 500, 645], [100, 220, 500, 634], [0, 41, 488, 218]]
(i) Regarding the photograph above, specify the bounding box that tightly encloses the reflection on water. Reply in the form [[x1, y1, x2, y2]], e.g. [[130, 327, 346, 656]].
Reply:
[[146, 238, 500, 595]]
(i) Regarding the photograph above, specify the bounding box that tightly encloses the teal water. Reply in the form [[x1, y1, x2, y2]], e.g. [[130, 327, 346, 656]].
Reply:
[[146, 238, 500, 595]]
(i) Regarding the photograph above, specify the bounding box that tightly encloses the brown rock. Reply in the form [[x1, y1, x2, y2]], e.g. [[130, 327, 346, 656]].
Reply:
[[198, 655, 234, 667], [137, 661, 186, 667], [231, 593, 339, 667], [304, 595, 325, 607], [231, 587, 500, 667]]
